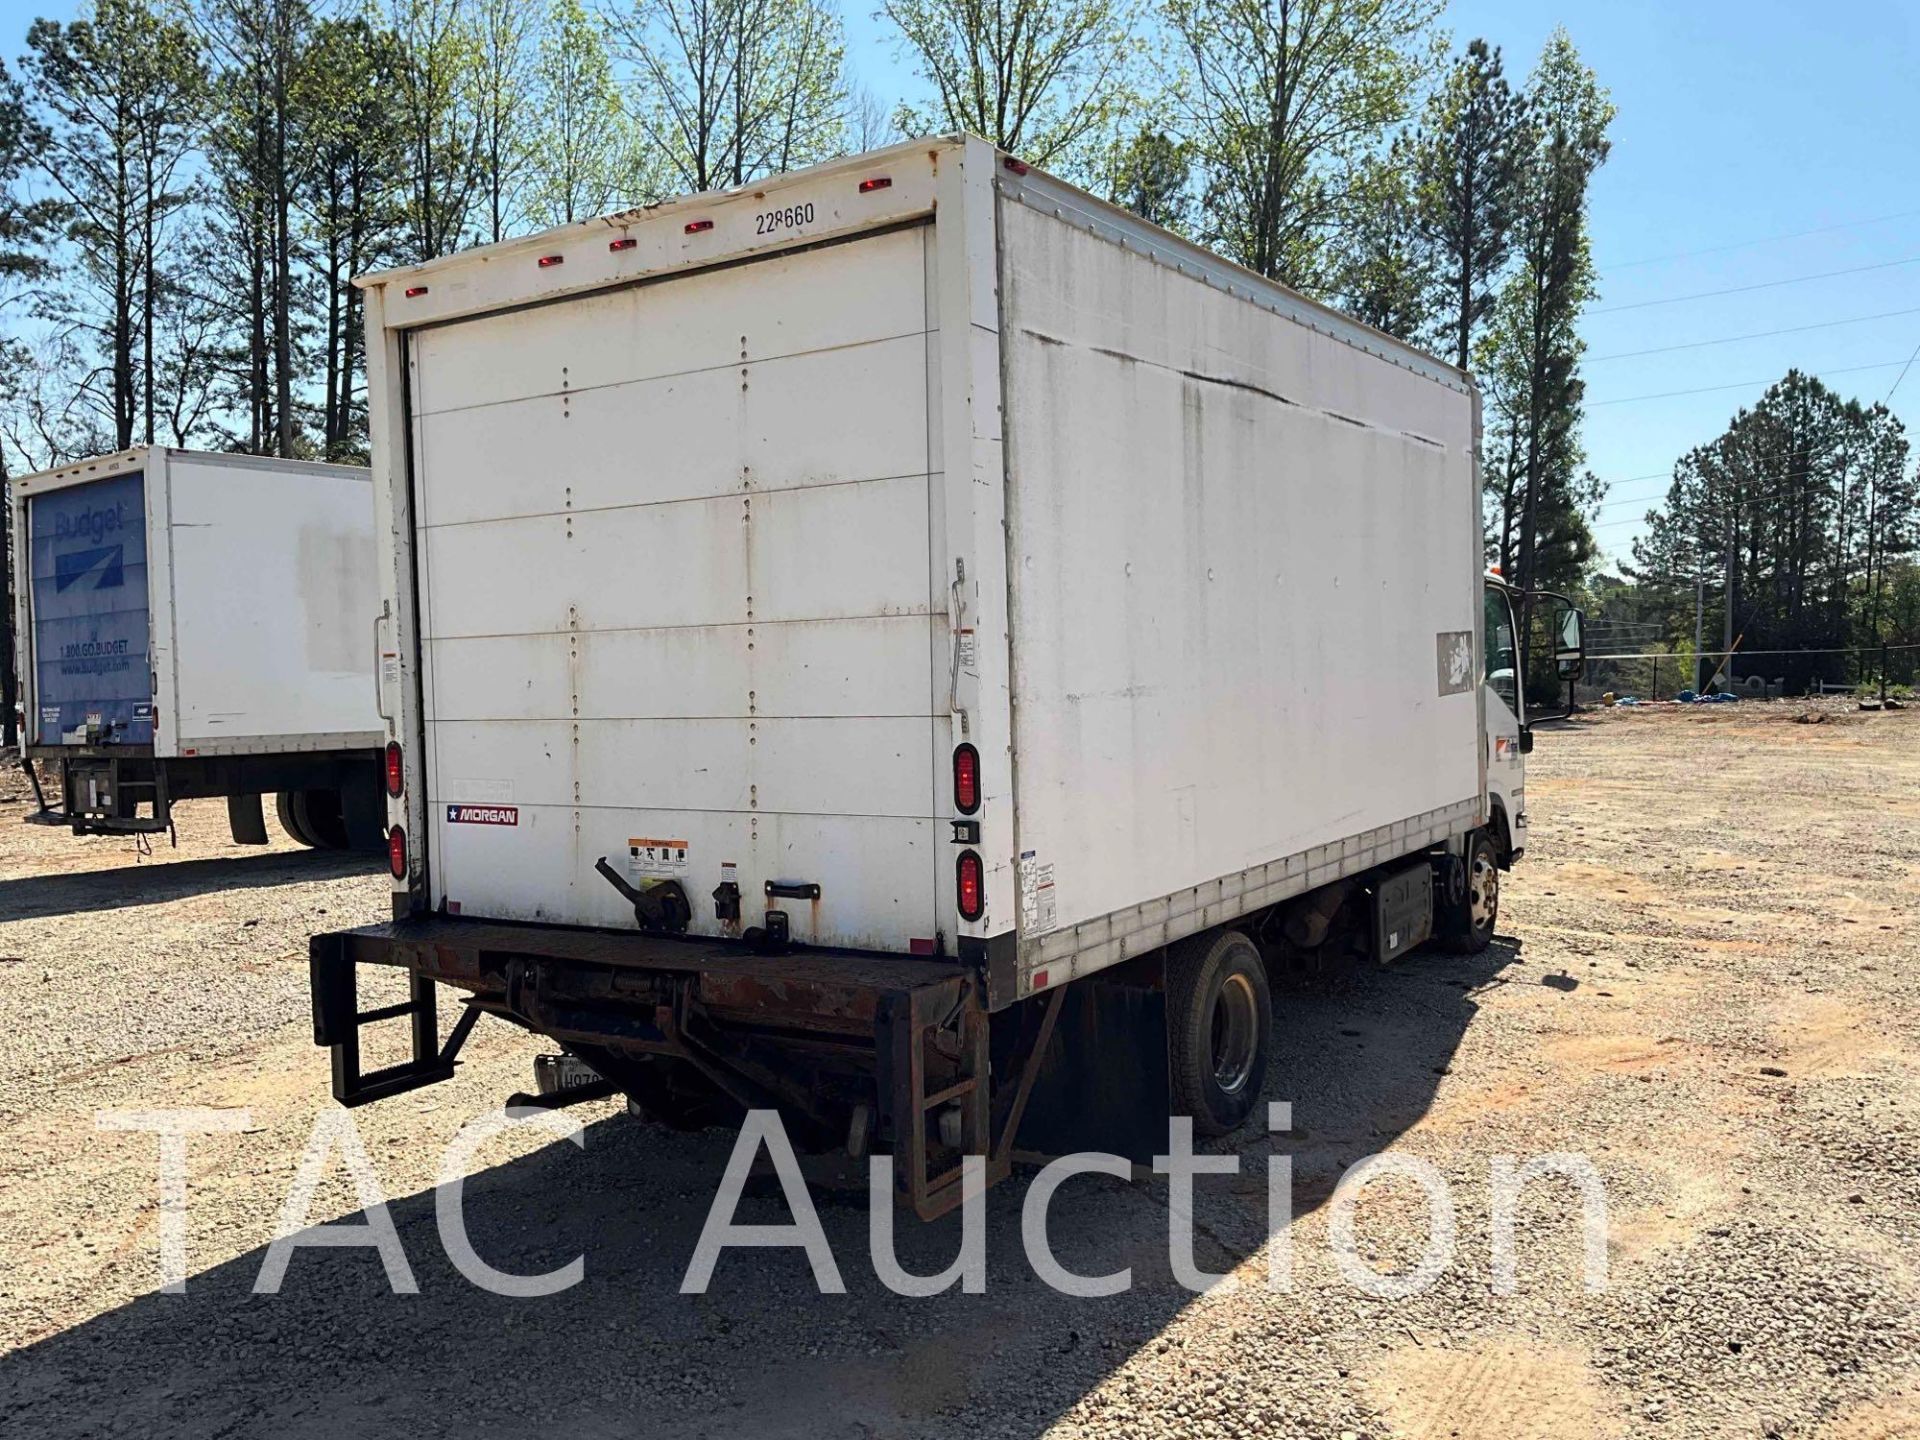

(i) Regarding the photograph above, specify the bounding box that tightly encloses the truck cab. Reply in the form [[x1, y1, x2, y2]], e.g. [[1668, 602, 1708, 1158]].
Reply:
[[1482, 571, 1585, 869]]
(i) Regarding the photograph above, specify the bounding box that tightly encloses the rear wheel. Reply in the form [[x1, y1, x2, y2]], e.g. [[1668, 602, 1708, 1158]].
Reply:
[[296, 788, 352, 850], [1436, 830, 1499, 953], [276, 791, 318, 848], [1166, 929, 1272, 1136]]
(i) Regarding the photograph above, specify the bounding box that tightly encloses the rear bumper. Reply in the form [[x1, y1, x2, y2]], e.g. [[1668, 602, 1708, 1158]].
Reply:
[[310, 918, 1024, 1218], [316, 917, 976, 1036]]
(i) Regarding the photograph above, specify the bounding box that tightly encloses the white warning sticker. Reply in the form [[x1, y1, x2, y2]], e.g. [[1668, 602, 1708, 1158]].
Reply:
[[628, 836, 690, 879], [1018, 849, 1057, 937]]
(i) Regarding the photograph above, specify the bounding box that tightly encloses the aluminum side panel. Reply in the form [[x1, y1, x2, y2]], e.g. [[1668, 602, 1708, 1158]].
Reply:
[[998, 198, 1481, 986], [163, 455, 380, 750]]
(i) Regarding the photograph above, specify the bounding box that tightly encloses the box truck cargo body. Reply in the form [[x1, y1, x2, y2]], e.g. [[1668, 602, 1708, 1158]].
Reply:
[[311, 137, 1579, 1215], [11, 447, 385, 848]]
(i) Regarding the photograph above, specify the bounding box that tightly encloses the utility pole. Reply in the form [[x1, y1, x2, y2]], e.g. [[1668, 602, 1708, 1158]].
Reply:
[[1721, 492, 1736, 691], [1693, 571, 1706, 693], [0, 443, 14, 751]]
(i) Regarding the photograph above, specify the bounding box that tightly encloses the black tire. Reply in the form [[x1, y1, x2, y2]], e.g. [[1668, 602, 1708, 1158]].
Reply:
[[276, 791, 318, 848], [298, 788, 352, 851], [1166, 929, 1272, 1136], [1435, 829, 1499, 954]]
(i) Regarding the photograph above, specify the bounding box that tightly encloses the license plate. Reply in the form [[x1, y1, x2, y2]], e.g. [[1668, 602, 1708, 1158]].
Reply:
[[532, 1053, 602, 1096]]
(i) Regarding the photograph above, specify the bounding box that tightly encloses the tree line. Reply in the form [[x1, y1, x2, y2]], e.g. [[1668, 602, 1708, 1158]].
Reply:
[[1620, 371, 1919, 691], [0, 3, 1609, 482], [0, 0, 1631, 735]]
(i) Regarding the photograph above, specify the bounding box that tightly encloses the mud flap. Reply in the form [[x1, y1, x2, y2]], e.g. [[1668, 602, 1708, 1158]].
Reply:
[[1012, 977, 1170, 1165], [227, 792, 269, 845]]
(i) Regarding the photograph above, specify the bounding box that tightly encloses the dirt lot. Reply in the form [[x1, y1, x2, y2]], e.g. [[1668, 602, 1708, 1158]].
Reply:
[[0, 706, 1915, 1439]]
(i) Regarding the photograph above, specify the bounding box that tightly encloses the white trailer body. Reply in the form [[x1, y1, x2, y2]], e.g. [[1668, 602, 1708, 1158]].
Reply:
[[320, 137, 1542, 1211], [11, 447, 384, 843], [368, 138, 1482, 976]]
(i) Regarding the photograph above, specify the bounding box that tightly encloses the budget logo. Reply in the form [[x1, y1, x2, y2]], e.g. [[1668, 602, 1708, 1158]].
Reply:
[[54, 544, 125, 592]]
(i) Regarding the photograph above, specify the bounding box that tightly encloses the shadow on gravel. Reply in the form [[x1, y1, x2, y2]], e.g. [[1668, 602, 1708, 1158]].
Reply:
[[0, 941, 1522, 1440], [0, 849, 379, 920]]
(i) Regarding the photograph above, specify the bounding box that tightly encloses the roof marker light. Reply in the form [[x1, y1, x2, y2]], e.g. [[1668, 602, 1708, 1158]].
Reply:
[[404, 285, 429, 297], [859, 176, 892, 193], [1002, 157, 1029, 176], [685, 219, 714, 235], [609, 236, 637, 251], [537, 254, 564, 268]]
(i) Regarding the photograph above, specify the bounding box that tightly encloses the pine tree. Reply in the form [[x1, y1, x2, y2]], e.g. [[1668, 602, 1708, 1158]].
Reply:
[[1411, 38, 1526, 372], [1480, 30, 1611, 620], [25, 0, 204, 448]]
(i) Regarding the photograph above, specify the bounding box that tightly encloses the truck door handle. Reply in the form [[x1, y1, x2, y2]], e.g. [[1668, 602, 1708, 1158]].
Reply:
[[373, 604, 391, 721], [764, 880, 821, 900]]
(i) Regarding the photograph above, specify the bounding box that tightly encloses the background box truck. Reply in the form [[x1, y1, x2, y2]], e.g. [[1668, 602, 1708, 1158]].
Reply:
[[11, 446, 384, 850], [309, 137, 1582, 1215]]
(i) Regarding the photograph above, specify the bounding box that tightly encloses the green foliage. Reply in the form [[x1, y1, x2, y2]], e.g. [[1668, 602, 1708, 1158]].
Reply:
[[881, 0, 1139, 176], [610, 0, 848, 195], [384, 0, 485, 262], [1629, 372, 1918, 688], [1099, 126, 1194, 233], [1164, 0, 1440, 290], [1409, 37, 1526, 371], [468, 0, 542, 244], [294, 15, 411, 458], [25, 0, 205, 448], [1479, 29, 1612, 601], [1330, 141, 1431, 344], [526, 0, 634, 226], [0, 58, 59, 289]]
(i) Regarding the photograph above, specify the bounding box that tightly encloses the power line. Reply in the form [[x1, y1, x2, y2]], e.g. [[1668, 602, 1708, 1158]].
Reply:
[[1590, 358, 1910, 407], [1882, 333, 1920, 404], [1591, 256, 1920, 315], [1586, 306, 1920, 363], [1605, 208, 1920, 271]]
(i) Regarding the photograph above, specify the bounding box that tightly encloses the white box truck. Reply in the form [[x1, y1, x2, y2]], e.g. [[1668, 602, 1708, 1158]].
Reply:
[[309, 137, 1582, 1215], [11, 447, 385, 849]]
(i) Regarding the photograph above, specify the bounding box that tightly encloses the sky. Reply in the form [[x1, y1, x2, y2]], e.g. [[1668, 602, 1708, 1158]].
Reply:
[[6, 0, 1919, 573]]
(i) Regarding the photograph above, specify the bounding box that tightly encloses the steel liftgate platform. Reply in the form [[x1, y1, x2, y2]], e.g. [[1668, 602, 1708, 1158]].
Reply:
[[309, 918, 1062, 1219]]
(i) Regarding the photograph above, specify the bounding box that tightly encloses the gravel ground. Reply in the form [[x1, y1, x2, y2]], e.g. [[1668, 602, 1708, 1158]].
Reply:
[[0, 704, 1915, 1439]]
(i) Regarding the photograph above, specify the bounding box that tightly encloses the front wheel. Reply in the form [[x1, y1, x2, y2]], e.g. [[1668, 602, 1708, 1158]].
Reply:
[[1436, 830, 1499, 953], [1166, 929, 1273, 1136]]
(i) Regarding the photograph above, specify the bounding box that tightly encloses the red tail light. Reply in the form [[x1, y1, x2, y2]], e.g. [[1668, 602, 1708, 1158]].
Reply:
[[387, 826, 407, 880], [953, 743, 980, 814], [859, 176, 892, 193], [956, 849, 984, 921], [385, 741, 403, 798]]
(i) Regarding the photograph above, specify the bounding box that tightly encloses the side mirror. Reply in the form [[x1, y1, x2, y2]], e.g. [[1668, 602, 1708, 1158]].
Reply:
[[1520, 727, 1535, 755], [1554, 605, 1585, 679]]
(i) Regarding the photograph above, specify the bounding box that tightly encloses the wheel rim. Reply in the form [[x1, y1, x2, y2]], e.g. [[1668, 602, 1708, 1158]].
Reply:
[[1210, 972, 1260, 1096], [1470, 852, 1499, 930]]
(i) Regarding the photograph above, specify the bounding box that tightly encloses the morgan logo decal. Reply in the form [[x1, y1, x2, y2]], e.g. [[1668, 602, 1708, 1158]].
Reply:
[[447, 803, 519, 826]]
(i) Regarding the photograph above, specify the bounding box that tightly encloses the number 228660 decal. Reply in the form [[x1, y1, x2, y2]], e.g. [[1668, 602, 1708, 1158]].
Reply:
[[756, 202, 815, 235]]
